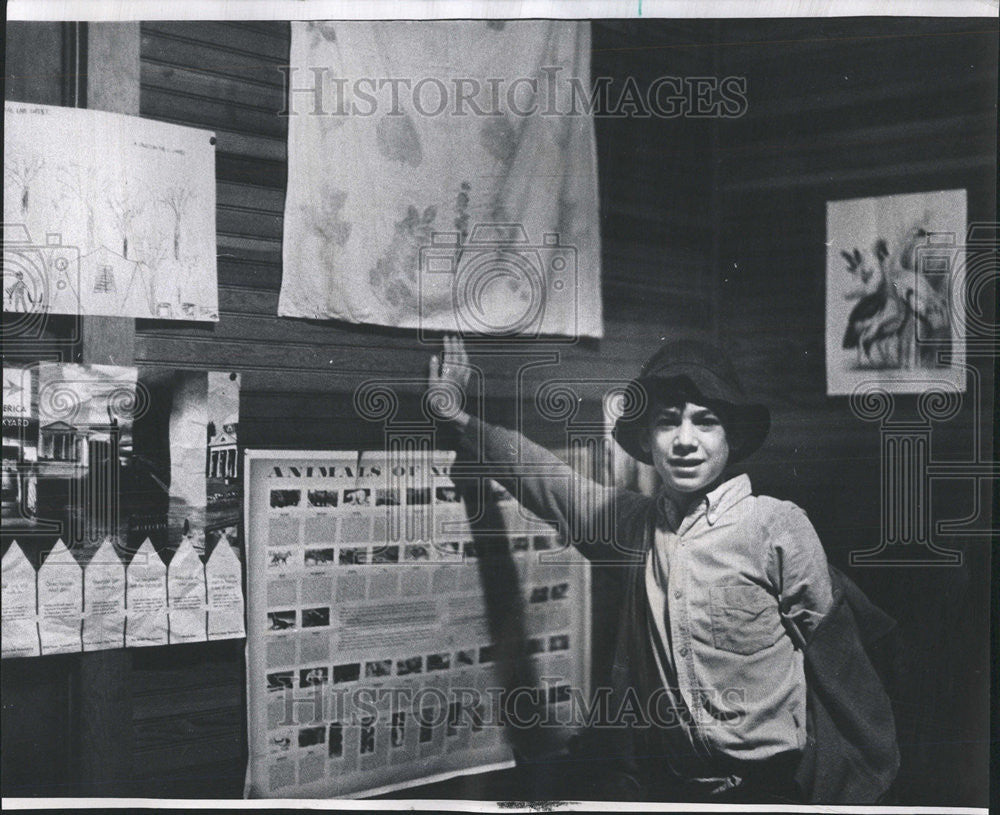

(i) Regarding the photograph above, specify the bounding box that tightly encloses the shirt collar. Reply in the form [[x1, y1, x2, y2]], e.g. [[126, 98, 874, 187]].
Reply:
[[655, 473, 752, 530]]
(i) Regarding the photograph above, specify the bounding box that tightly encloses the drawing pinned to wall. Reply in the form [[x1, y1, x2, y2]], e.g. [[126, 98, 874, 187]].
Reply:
[[825, 189, 967, 395], [3, 103, 218, 321]]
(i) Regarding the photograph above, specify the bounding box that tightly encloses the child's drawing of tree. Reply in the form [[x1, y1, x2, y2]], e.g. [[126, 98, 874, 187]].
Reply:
[[135, 229, 171, 273], [107, 183, 146, 260], [160, 187, 195, 260], [5, 149, 45, 216], [56, 163, 104, 249]]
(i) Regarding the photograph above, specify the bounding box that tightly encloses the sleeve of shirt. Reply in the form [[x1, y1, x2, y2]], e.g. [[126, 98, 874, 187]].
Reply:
[[763, 499, 835, 645], [451, 415, 647, 562]]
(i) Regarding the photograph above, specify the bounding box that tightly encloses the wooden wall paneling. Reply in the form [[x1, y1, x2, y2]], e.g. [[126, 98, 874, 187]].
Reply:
[[4, 22, 69, 106], [77, 21, 140, 798], [1, 22, 82, 799], [714, 19, 996, 807], [124, 21, 292, 796], [591, 23, 716, 325], [129, 640, 246, 796], [139, 27, 288, 86], [0, 654, 77, 796]]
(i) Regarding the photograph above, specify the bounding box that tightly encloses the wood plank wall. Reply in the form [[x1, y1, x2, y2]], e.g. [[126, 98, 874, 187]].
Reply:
[[712, 18, 996, 806], [3, 22, 90, 799]]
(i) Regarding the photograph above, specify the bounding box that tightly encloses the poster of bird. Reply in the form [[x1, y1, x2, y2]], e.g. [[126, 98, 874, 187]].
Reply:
[[825, 189, 967, 395]]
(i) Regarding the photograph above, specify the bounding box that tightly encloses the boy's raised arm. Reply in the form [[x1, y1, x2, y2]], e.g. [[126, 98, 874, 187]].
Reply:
[[427, 336, 646, 562]]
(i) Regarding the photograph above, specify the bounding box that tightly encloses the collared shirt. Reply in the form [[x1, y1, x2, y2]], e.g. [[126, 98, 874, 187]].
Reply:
[[458, 418, 833, 778], [643, 473, 833, 776]]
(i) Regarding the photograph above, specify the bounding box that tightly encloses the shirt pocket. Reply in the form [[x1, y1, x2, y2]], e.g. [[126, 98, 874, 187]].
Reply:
[[708, 583, 781, 655]]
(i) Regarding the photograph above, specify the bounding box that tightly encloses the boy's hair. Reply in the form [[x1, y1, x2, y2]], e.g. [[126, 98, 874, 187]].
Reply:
[[643, 376, 750, 459]]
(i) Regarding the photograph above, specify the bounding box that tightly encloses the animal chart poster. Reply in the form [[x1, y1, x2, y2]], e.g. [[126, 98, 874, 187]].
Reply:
[[244, 449, 590, 798], [825, 189, 967, 395], [3, 102, 218, 321]]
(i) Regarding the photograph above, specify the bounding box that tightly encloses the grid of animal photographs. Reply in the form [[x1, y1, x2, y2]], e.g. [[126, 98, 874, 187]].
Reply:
[[252, 451, 589, 795]]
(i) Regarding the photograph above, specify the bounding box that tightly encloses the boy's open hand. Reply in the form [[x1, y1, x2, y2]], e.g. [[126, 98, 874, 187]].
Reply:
[[426, 335, 472, 425]]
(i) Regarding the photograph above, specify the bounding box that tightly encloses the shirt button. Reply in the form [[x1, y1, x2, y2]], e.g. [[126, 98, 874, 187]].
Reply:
[[679, 647, 690, 658], [673, 590, 682, 599]]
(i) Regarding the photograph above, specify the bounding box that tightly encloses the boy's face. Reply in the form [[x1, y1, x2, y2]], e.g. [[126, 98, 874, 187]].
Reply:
[[642, 401, 730, 496]]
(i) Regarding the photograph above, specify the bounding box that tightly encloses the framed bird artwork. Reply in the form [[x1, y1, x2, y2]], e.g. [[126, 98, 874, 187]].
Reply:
[[825, 189, 968, 395]]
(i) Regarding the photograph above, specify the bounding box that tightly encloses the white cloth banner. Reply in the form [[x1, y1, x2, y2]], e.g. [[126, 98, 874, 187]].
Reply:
[[280, 21, 602, 339]]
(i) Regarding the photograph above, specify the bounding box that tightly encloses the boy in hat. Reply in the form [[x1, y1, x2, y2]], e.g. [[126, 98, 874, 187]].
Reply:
[[428, 335, 897, 803]]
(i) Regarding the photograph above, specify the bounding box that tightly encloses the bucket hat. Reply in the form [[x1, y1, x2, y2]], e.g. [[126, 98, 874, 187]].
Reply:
[[612, 339, 770, 465]]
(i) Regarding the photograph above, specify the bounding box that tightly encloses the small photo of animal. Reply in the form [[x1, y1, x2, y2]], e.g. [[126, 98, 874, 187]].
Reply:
[[435, 486, 460, 504], [307, 489, 338, 508], [333, 663, 361, 684], [268, 549, 293, 568], [550, 582, 569, 601], [364, 659, 392, 678], [427, 652, 451, 672], [526, 637, 546, 655], [267, 610, 296, 631], [266, 671, 294, 691], [299, 666, 329, 687], [301, 607, 330, 628], [339, 546, 368, 565], [342, 488, 371, 506], [372, 545, 399, 564], [304, 548, 334, 566], [298, 725, 325, 748], [396, 656, 423, 676], [270, 489, 300, 509]]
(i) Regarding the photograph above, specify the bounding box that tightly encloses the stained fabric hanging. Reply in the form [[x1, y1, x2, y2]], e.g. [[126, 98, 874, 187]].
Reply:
[[280, 21, 602, 339]]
